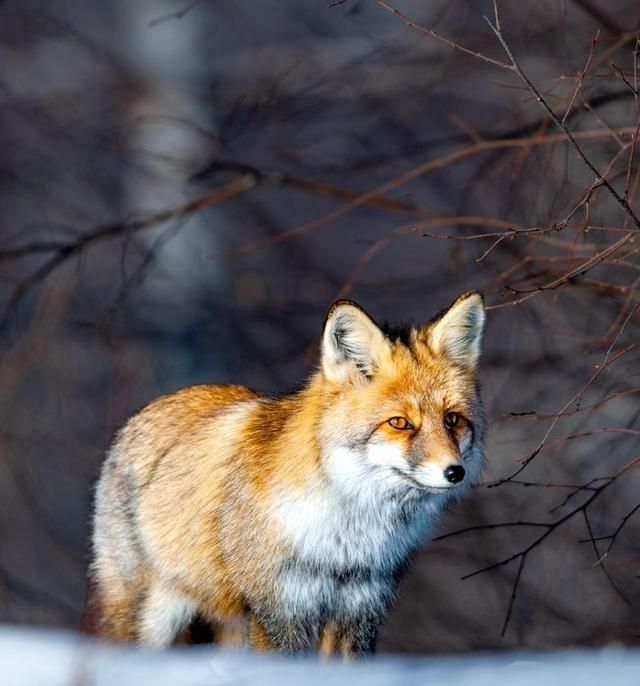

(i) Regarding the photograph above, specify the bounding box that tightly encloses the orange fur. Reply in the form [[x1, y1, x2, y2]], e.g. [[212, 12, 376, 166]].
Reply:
[[91, 292, 486, 655]]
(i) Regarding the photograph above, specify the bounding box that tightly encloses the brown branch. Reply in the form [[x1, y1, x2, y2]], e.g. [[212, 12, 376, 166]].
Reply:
[[562, 30, 600, 125], [488, 341, 640, 484], [378, 2, 640, 229], [193, 159, 433, 219], [503, 387, 640, 421], [225, 127, 637, 259], [484, 16, 640, 231], [378, 1, 640, 637], [603, 298, 640, 363], [375, 0, 510, 69], [505, 232, 635, 295], [611, 63, 639, 97], [624, 111, 640, 203]]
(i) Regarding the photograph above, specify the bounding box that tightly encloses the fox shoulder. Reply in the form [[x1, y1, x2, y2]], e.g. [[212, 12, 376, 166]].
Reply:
[[112, 384, 260, 469]]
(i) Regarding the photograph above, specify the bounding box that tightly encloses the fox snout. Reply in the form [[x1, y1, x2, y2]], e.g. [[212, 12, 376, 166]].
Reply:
[[408, 456, 467, 491]]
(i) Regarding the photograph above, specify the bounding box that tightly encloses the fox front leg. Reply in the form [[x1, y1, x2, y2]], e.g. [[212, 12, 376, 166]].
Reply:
[[319, 617, 378, 659], [248, 614, 314, 654]]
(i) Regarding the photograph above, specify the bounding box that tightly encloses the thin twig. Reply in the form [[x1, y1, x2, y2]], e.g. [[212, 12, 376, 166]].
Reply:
[[376, 0, 510, 69], [484, 15, 640, 230], [603, 299, 640, 364], [562, 30, 600, 125], [501, 555, 525, 637]]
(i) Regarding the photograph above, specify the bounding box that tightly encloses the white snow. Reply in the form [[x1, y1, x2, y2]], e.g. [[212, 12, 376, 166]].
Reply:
[[2, 626, 639, 686]]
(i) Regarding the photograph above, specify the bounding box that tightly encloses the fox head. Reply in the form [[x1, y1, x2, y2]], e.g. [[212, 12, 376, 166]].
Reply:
[[316, 292, 486, 501]]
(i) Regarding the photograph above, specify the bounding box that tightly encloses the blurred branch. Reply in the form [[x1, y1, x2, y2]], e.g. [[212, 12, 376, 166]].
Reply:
[[226, 127, 636, 258], [572, 0, 625, 34], [192, 159, 433, 218], [0, 176, 256, 331], [0, 157, 442, 329], [148, 0, 207, 28], [0, 176, 256, 264], [342, 88, 635, 173]]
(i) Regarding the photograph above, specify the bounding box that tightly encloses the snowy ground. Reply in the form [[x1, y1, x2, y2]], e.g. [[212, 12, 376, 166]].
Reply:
[[2, 627, 640, 686]]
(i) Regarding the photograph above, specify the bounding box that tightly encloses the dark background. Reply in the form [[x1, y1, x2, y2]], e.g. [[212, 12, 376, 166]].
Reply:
[[1, 0, 639, 652]]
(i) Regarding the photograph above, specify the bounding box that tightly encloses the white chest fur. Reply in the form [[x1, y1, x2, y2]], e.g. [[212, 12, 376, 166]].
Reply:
[[271, 471, 446, 621]]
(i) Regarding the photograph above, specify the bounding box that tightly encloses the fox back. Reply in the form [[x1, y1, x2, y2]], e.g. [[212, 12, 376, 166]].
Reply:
[[91, 291, 486, 655]]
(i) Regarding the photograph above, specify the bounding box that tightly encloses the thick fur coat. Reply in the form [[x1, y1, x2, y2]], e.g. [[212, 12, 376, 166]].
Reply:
[[91, 291, 486, 655]]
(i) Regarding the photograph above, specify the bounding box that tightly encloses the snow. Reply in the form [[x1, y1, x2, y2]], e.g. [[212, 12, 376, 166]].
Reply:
[[2, 626, 640, 686]]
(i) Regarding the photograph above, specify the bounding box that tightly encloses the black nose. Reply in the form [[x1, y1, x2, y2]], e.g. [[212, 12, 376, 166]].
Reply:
[[444, 465, 465, 484]]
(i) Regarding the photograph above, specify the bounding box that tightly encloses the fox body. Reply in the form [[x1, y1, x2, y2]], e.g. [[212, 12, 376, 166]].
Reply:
[[91, 292, 486, 655]]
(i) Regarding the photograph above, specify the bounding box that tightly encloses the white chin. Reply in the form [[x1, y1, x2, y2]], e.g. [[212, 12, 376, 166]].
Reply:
[[421, 484, 456, 494], [409, 481, 456, 494], [391, 469, 456, 493]]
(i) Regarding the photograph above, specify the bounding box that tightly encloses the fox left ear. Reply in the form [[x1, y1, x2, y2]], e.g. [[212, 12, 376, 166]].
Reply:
[[321, 301, 389, 384], [426, 291, 485, 369]]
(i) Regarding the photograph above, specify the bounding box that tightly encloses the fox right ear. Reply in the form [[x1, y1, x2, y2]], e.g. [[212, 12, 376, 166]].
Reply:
[[426, 291, 485, 369], [321, 301, 389, 385]]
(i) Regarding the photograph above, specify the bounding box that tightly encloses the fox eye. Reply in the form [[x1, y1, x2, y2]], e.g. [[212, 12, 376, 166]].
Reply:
[[444, 412, 459, 429], [387, 416, 413, 431]]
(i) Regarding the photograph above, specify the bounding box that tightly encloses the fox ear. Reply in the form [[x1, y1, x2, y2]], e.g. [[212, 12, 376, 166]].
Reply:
[[321, 301, 389, 384], [426, 292, 485, 369]]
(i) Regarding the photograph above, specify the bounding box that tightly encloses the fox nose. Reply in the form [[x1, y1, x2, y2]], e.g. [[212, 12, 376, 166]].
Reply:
[[444, 465, 465, 484]]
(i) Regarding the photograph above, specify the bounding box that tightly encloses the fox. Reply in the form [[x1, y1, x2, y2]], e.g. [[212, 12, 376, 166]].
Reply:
[[90, 291, 486, 656]]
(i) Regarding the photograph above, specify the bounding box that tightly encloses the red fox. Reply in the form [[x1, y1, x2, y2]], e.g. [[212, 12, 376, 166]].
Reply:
[[91, 291, 486, 655]]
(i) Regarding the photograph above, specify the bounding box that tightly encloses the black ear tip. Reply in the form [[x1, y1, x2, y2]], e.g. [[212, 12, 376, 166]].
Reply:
[[324, 300, 375, 327], [328, 299, 363, 314], [457, 290, 484, 304]]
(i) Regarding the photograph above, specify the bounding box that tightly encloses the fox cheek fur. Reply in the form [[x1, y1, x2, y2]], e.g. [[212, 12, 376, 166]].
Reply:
[[90, 291, 486, 655]]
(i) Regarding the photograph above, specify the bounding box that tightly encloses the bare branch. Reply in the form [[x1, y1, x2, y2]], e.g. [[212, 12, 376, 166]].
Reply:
[[376, 0, 510, 69], [0, 176, 256, 330], [483, 15, 640, 231]]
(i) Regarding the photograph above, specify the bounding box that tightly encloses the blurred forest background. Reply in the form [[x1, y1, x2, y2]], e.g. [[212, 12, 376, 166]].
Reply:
[[1, 0, 639, 652]]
